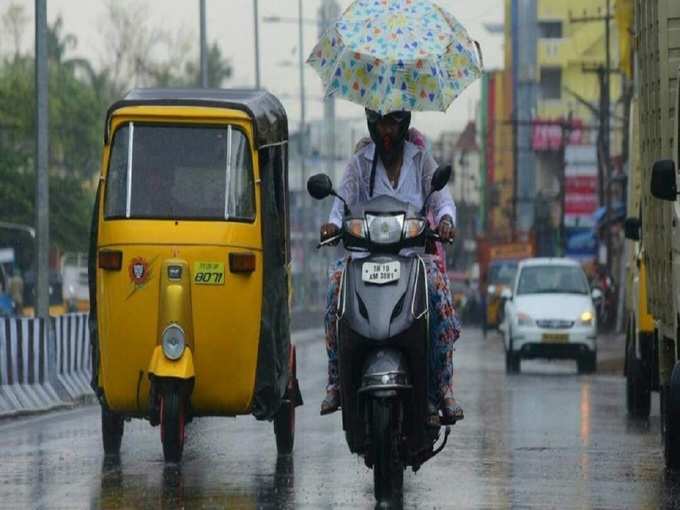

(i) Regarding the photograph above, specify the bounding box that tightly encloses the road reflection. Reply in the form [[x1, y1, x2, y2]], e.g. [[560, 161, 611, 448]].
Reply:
[[96, 453, 296, 509]]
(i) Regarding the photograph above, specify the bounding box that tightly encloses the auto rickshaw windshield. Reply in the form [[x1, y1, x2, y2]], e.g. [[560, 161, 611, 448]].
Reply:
[[104, 123, 255, 221]]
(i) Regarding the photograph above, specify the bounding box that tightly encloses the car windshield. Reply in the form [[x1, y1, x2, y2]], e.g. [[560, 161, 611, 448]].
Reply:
[[104, 123, 255, 221], [488, 261, 518, 286], [517, 265, 589, 295]]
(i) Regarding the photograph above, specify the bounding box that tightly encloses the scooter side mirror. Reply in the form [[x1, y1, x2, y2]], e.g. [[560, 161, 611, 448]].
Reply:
[[307, 174, 334, 200], [430, 165, 452, 192], [623, 217, 640, 241]]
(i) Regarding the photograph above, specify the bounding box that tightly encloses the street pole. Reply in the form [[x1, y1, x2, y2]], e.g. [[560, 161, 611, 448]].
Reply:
[[604, 0, 612, 271], [254, 0, 261, 89], [35, 0, 49, 320], [298, 0, 308, 307], [199, 0, 208, 87]]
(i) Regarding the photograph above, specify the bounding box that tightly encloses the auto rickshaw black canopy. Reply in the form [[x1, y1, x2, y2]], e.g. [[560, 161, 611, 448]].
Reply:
[[92, 88, 293, 421], [104, 88, 288, 149]]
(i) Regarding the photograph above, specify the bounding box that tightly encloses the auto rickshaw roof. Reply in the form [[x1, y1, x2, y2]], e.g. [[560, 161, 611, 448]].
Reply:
[[105, 88, 288, 149]]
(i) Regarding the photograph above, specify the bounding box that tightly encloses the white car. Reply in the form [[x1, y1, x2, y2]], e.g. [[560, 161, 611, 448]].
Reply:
[[501, 258, 599, 374]]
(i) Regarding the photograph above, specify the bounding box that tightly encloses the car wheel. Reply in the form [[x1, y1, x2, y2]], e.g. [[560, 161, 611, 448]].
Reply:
[[505, 337, 520, 374]]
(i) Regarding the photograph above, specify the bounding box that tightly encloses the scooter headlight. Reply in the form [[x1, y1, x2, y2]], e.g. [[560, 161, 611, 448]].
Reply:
[[162, 324, 185, 361], [366, 214, 404, 244]]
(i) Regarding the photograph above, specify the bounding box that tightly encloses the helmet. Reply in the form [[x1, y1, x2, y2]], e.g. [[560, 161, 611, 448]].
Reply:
[[365, 109, 411, 165]]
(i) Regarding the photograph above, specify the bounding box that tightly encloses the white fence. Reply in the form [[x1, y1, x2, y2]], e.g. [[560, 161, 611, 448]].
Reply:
[[0, 313, 94, 417]]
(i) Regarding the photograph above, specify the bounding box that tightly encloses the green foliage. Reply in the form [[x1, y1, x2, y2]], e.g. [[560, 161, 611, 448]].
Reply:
[[0, 3, 234, 263]]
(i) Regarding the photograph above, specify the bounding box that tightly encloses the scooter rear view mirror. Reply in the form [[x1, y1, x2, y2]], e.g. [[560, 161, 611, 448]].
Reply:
[[307, 174, 333, 200], [430, 165, 452, 192]]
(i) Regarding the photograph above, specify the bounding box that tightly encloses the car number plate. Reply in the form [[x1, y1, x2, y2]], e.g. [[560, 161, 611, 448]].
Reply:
[[542, 333, 569, 343], [193, 261, 225, 285], [362, 261, 400, 285]]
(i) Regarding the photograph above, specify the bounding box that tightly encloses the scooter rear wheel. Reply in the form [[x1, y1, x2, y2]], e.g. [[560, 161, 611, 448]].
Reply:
[[371, 398, 403, 505], [161, 393, 185, 463]]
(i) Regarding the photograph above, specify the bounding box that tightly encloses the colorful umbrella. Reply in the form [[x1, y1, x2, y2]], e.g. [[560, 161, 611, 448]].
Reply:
[[306, 0, 483, 114]]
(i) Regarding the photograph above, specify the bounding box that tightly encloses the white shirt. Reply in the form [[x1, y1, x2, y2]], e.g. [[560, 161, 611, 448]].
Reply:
[[328, 141, 457, 228]]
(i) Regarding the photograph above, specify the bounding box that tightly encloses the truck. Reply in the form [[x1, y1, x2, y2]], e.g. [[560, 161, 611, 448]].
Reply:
[[635, 0, 680, 468], [477, 239, 535, 335], [623, 98, 657, 419]]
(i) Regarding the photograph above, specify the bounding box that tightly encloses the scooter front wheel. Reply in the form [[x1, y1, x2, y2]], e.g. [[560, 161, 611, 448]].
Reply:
[[371, 398, 403, 504], [160, 393, 185, 463]]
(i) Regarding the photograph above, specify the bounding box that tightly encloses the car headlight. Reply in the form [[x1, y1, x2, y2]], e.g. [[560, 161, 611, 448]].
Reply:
[[162, 324, 185, 360], [366, 214, 404, 244], [580, 310, 594, 326], [517, 312, 534, 327], [404, 218, 426, 239], [488, 285, 497, 295], [344, 219, 366, 238]]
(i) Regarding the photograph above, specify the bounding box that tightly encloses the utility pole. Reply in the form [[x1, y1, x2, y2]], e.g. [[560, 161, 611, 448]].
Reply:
[[199, 0, 208, 87], [298, 0, 308, 307], [35, 0, 49, 320], [254, 0, 261, 89], [570, 2, 614, 269]]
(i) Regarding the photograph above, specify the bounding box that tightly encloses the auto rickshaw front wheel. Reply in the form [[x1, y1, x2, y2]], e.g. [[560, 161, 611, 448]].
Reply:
[[160, 393, 185, 463], [101, 405, 124, 455], [664, 362, 680, 469]]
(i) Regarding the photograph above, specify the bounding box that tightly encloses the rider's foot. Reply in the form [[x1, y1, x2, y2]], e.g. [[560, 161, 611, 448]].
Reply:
[[320, 388, 340, 415], [426, 401, 440, 428], [440, 397, 464, 424]]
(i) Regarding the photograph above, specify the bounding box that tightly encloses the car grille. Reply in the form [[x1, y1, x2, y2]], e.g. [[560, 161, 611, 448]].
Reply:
[[536, 319, 574, 329]]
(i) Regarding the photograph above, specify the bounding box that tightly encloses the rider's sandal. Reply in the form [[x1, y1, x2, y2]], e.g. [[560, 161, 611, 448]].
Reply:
[[320, 389, 341, 415], [426, 402, 441, 428], [440, 397, 464, 425]]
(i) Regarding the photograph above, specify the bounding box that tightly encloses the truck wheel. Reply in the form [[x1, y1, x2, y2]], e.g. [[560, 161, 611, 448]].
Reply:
[[664, 362, 680, 469], [371, 398, 403, 505], [161, 393, 185, 463], [578, 351, 597, 374], [101, 405, 124, 455], [626, 340, 651, 418]]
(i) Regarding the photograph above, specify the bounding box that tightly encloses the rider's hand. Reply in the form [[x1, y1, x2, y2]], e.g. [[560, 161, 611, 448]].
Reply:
[[320, 223, 340, 244], [437, 215, 456, 243]]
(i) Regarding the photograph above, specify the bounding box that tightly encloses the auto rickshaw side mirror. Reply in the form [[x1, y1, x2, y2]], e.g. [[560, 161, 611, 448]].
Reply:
[[624, 217, 641, 241], [430, 165, 452, 192], [650, 159, 678, 201], [307, 174, 334, 200]]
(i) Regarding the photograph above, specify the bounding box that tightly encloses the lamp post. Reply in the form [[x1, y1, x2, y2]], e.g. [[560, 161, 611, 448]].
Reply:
[[199, 0, 208, 87], [254, 0, 261, 89]]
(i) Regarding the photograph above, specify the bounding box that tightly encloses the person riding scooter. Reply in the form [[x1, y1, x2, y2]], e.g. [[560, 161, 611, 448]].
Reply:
[[318, 108, 464, 424]]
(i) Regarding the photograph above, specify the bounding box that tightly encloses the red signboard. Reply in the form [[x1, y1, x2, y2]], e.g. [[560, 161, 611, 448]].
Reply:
[[532, 118, 588, 151]]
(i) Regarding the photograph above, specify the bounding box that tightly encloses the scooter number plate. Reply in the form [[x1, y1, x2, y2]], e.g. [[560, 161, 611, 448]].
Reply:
[[362, 261, 400, 285]]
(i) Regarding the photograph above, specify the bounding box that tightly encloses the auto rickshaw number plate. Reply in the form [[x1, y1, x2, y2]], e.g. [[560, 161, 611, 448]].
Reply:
[[193, 262, 225, 285], [542, 333, 569, 343], [362, 261, 400, 285]]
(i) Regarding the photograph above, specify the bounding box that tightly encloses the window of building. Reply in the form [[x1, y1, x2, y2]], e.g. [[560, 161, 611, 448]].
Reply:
[[539, 21, 563, 39], [540, 68, 562, 101]]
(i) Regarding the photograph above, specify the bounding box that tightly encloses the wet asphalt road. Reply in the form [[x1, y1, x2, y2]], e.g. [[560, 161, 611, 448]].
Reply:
[[2, 326, 680, 509]]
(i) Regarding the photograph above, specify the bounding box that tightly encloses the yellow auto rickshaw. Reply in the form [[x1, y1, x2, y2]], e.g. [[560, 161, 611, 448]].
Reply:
[[89, 88, 301, 462]]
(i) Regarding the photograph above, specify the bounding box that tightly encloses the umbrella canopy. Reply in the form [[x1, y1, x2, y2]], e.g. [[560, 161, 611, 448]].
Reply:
[[306, 0, 483, 114]]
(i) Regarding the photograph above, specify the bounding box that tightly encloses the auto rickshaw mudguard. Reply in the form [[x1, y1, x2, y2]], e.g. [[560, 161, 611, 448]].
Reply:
[[148, 346, 195, 379]]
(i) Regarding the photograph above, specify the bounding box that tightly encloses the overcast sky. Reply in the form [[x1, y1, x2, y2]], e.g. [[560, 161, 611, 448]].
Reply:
[[15, 0, 504, 140]]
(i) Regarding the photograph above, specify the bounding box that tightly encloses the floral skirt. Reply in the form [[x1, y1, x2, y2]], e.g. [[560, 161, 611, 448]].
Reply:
[[324, 255, 461, 404]]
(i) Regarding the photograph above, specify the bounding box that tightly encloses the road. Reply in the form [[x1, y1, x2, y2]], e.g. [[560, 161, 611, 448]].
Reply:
[[1, 326, 678, 509]]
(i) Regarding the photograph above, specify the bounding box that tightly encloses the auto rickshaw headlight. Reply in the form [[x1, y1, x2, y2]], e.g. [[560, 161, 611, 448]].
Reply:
[[162, 324, 185, 361]]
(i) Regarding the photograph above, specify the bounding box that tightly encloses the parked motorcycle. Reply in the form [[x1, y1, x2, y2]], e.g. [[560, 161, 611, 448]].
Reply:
[[307, 165, 455, 504]]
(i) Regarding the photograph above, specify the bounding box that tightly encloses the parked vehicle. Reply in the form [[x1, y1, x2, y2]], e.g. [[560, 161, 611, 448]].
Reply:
[[307, 166, 455, 503], [501, 258, 598, 374], [636, 0, 680, 468], [61, 252, 89, 312], [90, 89, 301, 462], [622, 97, 657, 419]]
